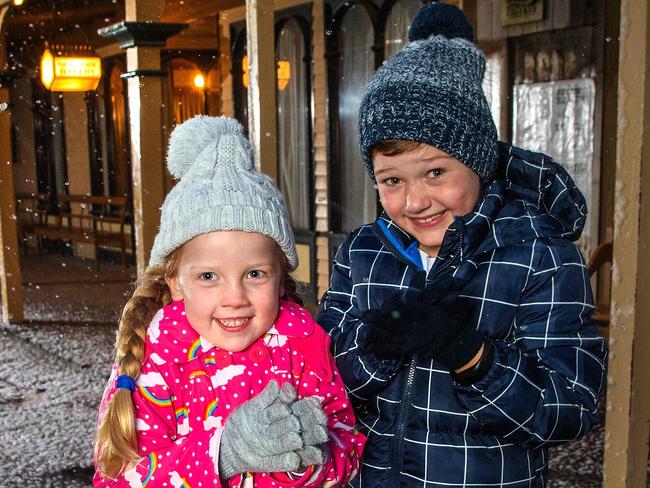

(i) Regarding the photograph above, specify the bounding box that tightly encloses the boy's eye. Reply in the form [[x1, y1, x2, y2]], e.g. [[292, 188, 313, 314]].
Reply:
[[248, 270, 265, 279], [382, 177, 401, 186], [200, 272, 215, 281], [429, 168, 445, 178]]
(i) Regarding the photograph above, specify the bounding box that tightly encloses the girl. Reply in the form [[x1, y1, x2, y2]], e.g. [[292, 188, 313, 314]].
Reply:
[[93, 116, 365, 487], [317, 3, 606, 487]]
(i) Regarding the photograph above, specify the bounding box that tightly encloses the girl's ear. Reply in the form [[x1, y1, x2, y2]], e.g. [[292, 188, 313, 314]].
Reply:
[[165, 276, 184, 301]]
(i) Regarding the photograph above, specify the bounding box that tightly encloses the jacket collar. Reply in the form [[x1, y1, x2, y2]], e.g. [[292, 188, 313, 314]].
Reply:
[[145, 299, 315, 365], [373, 142, 588, 269]]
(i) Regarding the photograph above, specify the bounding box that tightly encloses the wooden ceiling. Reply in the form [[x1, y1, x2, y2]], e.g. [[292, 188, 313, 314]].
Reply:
[[3, 0, 244, 49], [4, 0, 125, 47]]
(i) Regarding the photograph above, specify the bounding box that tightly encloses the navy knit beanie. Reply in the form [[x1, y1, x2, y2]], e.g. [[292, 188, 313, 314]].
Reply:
[[358, 2, 498, 181]]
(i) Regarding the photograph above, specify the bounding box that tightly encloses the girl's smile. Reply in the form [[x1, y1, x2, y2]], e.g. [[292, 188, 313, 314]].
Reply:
[[215, 317, 252, 332], [166, 231, 285, 352]]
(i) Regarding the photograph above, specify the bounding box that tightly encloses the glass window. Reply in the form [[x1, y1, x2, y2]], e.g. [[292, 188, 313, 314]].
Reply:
[[276, 19, 311, 230], [232, 30, 249, 135], [106, 64, 131, 198], [335, 4, 376, 234], [170, 58, 207, 125], [384, 0, 421, 59], [31, 80, 67, 207], [482, 51, 504, 139]]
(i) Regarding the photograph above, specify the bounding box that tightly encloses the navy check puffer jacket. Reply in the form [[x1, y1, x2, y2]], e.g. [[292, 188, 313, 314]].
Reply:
[[317, 143, 607, 488]]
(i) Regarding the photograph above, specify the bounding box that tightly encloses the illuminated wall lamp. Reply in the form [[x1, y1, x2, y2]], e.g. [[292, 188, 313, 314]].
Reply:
[[242, 55, 291, 91], [193, 73, 205, 89], [0, 0, 26, 7], [40, 46, 102, 92]]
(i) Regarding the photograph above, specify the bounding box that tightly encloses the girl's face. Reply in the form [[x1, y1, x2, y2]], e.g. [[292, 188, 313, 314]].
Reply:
[[373, 143, 481, 257], [166, 231, 285, 352]]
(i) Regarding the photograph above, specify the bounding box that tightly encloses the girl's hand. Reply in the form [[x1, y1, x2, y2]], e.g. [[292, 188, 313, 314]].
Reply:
[[291, 396, 329, 467], [219, 380, 302, 479]]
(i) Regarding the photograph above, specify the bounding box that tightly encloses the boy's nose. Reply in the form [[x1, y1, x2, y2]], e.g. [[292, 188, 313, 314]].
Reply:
[[405, 184, 430, 213]]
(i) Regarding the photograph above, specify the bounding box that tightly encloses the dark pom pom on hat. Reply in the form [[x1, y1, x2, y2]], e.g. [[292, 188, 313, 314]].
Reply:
[[408, 2, 474, 43]]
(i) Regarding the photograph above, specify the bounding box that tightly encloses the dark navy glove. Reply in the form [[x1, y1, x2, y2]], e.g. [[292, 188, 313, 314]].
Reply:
[[361, 280, 484, 372]]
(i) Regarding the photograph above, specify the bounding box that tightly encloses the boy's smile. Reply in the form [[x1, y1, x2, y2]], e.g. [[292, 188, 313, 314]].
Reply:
[[373, 143, 481, 257], [166, 231, 285, 352]]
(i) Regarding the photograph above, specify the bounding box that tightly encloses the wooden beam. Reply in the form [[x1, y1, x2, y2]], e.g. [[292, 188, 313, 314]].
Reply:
[[219, 0, 310, 25], [273, 0, 311, 11], [245, 0, 277, 180], [123, 0, 166, 277], [602, 0, 650, 486], [311, 0, 331, 298], [0, 6, 24, 324]]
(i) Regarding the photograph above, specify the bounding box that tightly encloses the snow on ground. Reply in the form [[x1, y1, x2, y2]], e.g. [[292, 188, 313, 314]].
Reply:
[[0, 254, 640, 487]]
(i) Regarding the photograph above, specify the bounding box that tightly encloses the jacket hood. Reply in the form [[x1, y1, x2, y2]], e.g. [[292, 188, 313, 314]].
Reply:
[[374, 142, 588, 268]]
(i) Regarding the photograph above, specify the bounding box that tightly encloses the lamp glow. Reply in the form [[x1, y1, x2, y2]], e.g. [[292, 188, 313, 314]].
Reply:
[[193, 73, 205, 88], [39, 47, 102, 92], [242, 55, 291, 90]]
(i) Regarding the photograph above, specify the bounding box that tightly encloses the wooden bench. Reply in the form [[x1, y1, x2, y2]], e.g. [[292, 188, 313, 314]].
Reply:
[[31, 194, 130, 268], [15, 192, 51, 255]]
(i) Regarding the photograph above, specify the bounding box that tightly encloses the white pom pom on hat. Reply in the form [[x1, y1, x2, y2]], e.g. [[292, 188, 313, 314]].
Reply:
[[165, 115, 252, 179], [149, 115, 298, 270]]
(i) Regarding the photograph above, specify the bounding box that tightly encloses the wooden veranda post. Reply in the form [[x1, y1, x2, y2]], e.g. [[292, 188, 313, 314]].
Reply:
[[311, 0, 331, 298], [602, 0, 650, 486], [245, 0, 277, 180], [98, 0, 185, 277], [0, 5, 24, 324]]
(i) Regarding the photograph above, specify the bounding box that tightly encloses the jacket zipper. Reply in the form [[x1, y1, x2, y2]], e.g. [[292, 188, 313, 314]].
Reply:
[[391, 354, 417, 486], [373, 218, 464, 485]]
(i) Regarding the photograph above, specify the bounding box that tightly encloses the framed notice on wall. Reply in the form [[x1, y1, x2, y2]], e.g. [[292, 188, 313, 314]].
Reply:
[[502, 0, 544, 26], [513, 78, 597, 256]]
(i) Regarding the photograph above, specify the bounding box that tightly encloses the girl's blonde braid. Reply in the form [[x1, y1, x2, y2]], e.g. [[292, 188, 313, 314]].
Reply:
[[95, 251, 179, 478]]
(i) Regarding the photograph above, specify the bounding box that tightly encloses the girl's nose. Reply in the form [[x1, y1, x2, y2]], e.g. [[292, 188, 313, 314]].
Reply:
[[220, 281, 250, 308]]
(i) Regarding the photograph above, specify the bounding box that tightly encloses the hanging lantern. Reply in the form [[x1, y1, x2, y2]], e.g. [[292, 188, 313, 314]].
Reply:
[[40, 44, 102, 92]]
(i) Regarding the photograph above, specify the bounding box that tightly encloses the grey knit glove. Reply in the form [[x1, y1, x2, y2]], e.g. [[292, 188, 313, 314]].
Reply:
[[291, 396, 329, 468], [219, 380, 302, 480]]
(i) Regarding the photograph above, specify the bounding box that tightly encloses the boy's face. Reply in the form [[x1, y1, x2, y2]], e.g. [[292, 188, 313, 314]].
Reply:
[[166, 231, 285, 352], [373, 143, 481, 257]]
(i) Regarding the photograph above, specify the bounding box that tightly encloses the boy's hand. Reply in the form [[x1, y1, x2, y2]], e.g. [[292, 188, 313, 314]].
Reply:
[[291, 396, 329, 468], [219, 380, 302, 479], [361, 288, 484, 372]]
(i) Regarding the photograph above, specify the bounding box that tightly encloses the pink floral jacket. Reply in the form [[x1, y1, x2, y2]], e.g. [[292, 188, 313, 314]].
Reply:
[[93, 299, 365, 487]]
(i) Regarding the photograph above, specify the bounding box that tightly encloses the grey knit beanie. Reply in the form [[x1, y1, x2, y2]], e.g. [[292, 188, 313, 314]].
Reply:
[[148, 116, 298, 270], [358, 2, 497, 181]]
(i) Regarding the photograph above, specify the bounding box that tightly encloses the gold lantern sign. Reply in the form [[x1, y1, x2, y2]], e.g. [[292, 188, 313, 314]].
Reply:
[[40, 44, 102, 92]]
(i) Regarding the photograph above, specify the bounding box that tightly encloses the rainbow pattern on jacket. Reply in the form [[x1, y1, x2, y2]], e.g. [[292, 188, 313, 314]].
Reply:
[[142, 453, 157, 486], [175, 407, 188, 421], [189, 370, 209, 378], [187, 338, 202, 360], [204, 356, 216, 366], [139, 387, 172, 407], [205, 399, 218, 418]]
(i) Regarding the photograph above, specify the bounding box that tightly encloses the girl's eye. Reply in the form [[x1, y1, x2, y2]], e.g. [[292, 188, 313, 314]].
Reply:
[[200, 272, 215, 281], [429, 168, 445, 178], [248, 270, 265, 279]]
